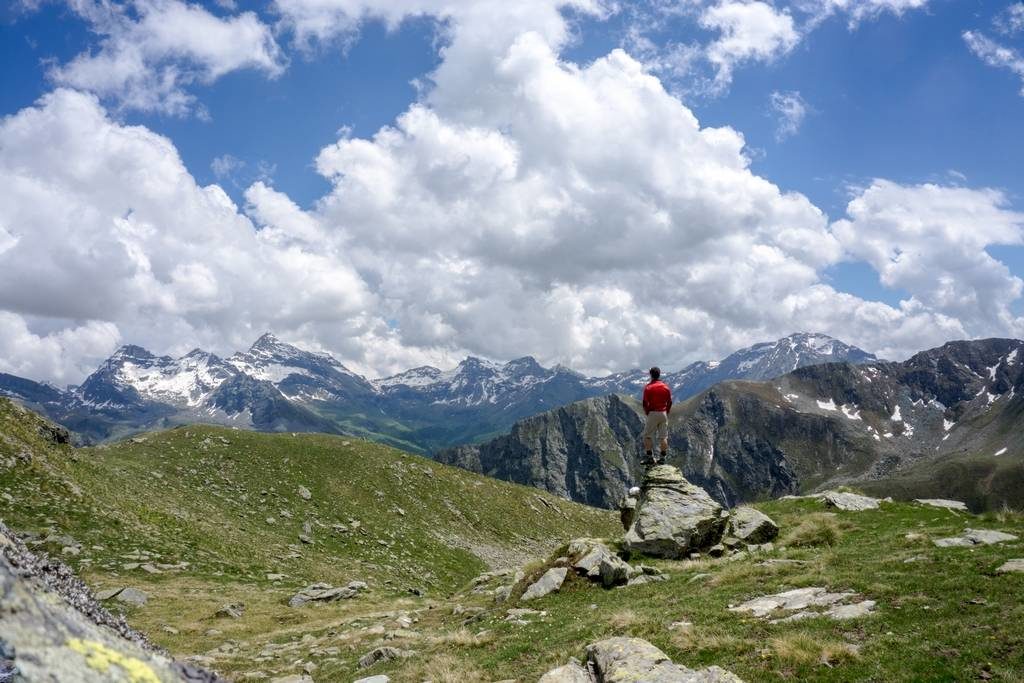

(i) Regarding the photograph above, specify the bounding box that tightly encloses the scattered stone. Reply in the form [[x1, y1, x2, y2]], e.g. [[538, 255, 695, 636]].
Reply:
[[289, 581, 366, 607], [115, 587, 149, 607], [822, 491, 880, 511], [353, 677, 390, 683], [297, 486, 312, 501], [298, 534, 313, 545], [996, 559, 1024, 573], [522, 567, 568, 601], [539, 661, 591, 682], [707, 544, 725, 558], [358, 646, 415, 669], [727, 507, 779, 544], [623, 465, 728, 559], [215, 603, 244, 619], [266, 573, 285, 581], [915, 498, 968, 512], [934, 529, 1019, 548], [95, 587, 124, 601]]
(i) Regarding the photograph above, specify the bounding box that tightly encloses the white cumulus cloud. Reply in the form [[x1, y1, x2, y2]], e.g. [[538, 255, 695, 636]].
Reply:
[[769, 90, 809, 140], [49, 0, 285, 115]]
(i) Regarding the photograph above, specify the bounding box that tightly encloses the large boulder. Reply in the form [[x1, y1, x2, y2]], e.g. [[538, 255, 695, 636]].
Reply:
[[727, 507, 779, 545], [538, 661, 592, 682], [822, 491, 880, 511], [623, 466, 728, 559], [522, 567, 569, 601]]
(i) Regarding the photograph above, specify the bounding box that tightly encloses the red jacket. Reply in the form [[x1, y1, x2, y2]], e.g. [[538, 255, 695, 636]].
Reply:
[[643, 380, 672, 414]]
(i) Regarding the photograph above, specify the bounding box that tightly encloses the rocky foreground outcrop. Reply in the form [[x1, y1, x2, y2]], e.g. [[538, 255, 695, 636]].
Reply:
[[623, 465, 778, 559], [0, 521, 219, 682]]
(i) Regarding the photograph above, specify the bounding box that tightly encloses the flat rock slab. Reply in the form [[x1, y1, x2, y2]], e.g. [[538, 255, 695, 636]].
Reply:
[[996, 559, 1024, 573], [730, 587, 875, 623], [823, 491, 880, 511], [773, 600, 877, 623], [729, 587, 854, 618], [522, 567, 568, 601], [934, 529, 1019, 548], [915, 498, 968, 512]]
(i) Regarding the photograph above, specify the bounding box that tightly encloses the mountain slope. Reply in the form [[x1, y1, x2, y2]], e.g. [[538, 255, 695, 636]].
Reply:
[[0, 397, 617, 679], [439, 338, 1024, 510]]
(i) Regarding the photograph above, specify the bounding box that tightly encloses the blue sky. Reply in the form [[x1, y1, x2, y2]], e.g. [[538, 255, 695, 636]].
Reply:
[[1, 0, 1023, 382]]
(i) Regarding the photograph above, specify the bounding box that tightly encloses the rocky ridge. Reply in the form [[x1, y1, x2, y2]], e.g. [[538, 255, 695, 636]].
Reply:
[[440, 338, 1024, 510]]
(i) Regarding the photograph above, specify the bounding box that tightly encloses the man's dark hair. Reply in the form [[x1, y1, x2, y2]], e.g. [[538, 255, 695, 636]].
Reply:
[[649, 366, 661, 380]]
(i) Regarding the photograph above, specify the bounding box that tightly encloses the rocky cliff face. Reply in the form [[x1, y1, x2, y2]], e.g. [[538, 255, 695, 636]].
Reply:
[[439, 338, 1024, 510], [444, 395, 646, 508]]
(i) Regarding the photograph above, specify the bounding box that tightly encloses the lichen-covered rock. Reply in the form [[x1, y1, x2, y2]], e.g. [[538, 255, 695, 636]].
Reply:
[[585, 637, 743, 682], [522, 567, 568, 601], [623, 466, 727, 559], [0, 521, 220, 682], [727, 507, 779, 544]]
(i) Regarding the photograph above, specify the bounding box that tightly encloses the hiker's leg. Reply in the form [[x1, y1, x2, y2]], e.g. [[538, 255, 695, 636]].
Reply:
[[642, 435, 653, 454]]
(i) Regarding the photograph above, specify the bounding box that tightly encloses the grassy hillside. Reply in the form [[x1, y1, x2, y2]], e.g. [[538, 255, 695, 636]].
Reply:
[[0, 398, 616, 678], [3, 397, 1024, 681]]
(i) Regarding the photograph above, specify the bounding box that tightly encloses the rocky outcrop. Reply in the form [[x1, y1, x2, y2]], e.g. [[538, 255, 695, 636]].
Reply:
[[823, 491, 881, 511], [540, 637, 744, 682], [623, 466, 728, 559], [0, 522, 219, 682]]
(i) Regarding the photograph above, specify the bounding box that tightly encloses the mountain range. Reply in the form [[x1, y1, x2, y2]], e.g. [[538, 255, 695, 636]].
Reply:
[[438, 338, 1024, 511], [0, 331, 876, 450]]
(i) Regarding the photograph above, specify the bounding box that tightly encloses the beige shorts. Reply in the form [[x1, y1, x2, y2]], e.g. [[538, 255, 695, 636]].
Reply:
[[642, 411, 668, 441]]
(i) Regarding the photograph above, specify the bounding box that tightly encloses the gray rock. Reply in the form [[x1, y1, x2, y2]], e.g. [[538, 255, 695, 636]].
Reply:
[[914, 498, 968, 512], [353, 677, 391, 683], [358, 646, 415, 669], [522, 567, 568, 601], [623, 466, 727, 559], [729, 587, 855, 618], [297, 485, 312, 500], [539, 661, 592, 682], [288, 581, 364, 607], [934, 528, 1019, 547], [586, 637, 744, 682], [997, 559, 1024, 573], [598, 554, 631, 588], [215, 603, 244, 619], [727, 507, 779, 544], [822, 491, 880, 511], [619, 496, 638, 531], [116, 587, 149, 607], [825, 600, 877, 620]]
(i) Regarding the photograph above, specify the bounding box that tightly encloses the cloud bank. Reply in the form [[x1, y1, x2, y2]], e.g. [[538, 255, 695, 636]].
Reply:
[[2, 0, 1022, 385]]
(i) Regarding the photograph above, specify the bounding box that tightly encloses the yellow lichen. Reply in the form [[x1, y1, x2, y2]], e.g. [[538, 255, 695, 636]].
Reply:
[[66, 638, 162, 683]]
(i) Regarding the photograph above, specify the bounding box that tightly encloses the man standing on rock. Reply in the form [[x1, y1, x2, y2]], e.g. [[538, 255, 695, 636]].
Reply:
[[641, 367, 672, 466]]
